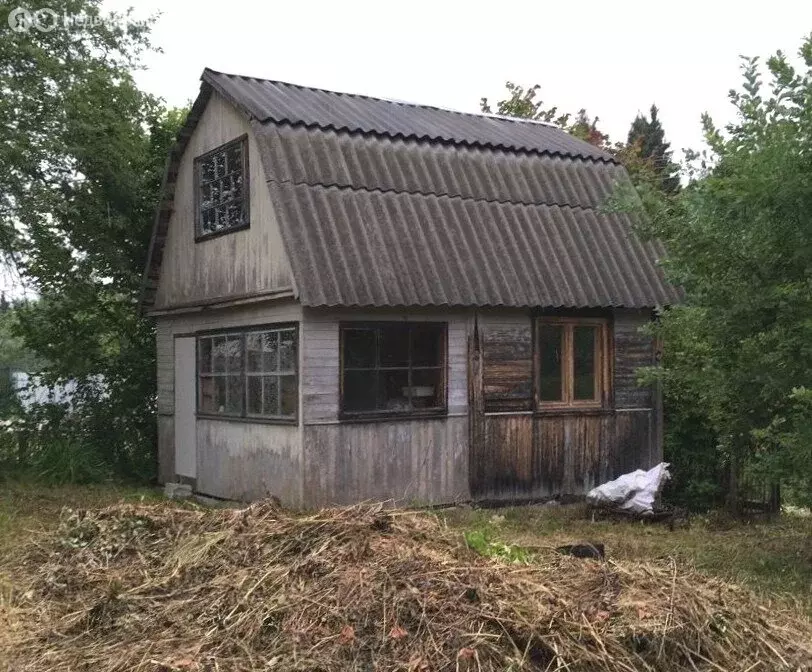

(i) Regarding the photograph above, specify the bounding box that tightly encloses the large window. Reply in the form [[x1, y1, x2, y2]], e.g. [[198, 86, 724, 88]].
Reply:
[[536, 318, 607, 408], [194, 135, 249, 240], [198, 325, 297, 421], [340, 322, 446, 417]]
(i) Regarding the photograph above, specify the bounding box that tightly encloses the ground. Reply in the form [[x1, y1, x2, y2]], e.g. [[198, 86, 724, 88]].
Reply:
[[1, 482, 810, 615]]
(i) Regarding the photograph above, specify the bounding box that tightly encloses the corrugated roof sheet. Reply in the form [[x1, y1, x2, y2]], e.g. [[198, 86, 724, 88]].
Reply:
[[255, 124, 627, 209], [141, 70, 682, 311], [267, 180, 680, 308], [204, 69, 615, 162]]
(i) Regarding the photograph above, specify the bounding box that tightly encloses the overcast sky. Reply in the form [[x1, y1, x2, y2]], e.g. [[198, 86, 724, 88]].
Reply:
[[108, 0, 812, 158]]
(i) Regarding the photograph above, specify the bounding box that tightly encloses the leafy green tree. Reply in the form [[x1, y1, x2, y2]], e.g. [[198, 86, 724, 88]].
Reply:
[[627, 105, 680, 194], [639, 37, 812, 508], [481, 83, 609, 148], [0, 0, 183, 479]]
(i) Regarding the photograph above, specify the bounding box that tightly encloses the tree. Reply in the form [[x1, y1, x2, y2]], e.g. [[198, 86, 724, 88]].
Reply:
[[627, 105, 680, 194], [0, 0, 183, 479], [638, 37, 812, 509], [481, 83, 609, 148]]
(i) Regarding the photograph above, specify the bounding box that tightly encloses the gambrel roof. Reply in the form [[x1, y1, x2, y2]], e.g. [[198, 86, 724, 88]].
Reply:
[[141, 69, 681, 310]]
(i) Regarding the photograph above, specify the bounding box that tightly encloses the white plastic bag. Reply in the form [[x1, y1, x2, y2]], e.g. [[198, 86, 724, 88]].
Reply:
[[586, 463, 671, 515]]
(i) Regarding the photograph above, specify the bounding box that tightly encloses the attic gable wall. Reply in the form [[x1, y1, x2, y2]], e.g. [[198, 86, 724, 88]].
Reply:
[[153, 92, 293, 310]]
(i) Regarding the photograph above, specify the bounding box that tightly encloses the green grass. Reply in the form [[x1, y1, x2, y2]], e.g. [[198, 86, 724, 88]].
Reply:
[[0, 480, 162, 557], [442, 503, 812, 611]]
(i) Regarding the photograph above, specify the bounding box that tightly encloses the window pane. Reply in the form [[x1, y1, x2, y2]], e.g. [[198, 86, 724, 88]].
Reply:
[[247, 375, 262, 415], [212, 336, 227, 373], [198, 338, 212, 374], [343, 370, 377, 412], [226, 144, 241, 174], [412, 326, 442, 367], [210, 180, 221, 204], [279, 329, 296, 372], [410, 368, 442, 409], [214, 151, 226, 178], [226, 374, 243, 414], [213, 376, 226, 413], [280, 375, 297, 417], [201, 209, 215, 235], [538, 325, 564, 402], [262, 331, 279, 372], [226, 336, 242, 373], [200, 157, 216, 183], [573, 326, 597, 401], [246, 333, 262, 373], [379, 326, 409, 367], [379, 369, 410, 412], [199, 376, 216, 413], [343, 329, 376, 368], [263, 375, 280, 416]]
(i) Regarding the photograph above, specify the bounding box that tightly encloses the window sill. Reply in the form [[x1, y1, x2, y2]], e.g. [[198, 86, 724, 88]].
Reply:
[[195, 222, 250, 243], [534, 406, 611, 417], [196, 413, 298, 426], [338, 409, 448, 424]]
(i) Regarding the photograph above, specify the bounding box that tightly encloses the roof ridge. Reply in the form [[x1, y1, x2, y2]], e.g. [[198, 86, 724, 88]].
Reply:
[[266, 119, 619, 165], [266, 175, 610, 215], [203, 67, 563, 130]]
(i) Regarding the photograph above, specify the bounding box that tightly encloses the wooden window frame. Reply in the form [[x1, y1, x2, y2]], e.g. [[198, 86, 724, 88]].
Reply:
[[534, 317, 610, 411], [195, 322, 298, 425], [339, 321, 448, 421], [194, 134, 250, 242]]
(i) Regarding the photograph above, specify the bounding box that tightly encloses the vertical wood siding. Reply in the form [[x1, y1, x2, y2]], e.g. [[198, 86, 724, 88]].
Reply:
[[197, 420, 301, 503], [154, 301, 303, 505], [300, 308, 471, 505], [302, 417, 469, 506], [301, 308, 470, 423], [154, 92, 293, 309], [469, 309, 661, 501], [157, 415, 175, 485]]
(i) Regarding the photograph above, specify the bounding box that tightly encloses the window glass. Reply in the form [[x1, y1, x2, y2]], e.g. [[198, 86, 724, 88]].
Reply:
[[197, 138, 248, 238], [538, 325, 564, 402], [341, 323, 446, 415], [343, 329, 376, 368], [379, 326, 410, 367], [198, 326, 297, 420], [573, 326, 597, 400], [343, 370, 377, 413], [412, 327, 442, 367]]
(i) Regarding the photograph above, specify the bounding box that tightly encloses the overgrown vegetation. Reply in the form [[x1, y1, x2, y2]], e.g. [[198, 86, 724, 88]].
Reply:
[[487, 36, 812, 512], [0, 490, 809, 670], [0, 0, 185, 481]]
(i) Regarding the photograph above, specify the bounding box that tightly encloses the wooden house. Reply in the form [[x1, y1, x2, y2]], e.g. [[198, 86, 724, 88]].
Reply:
[[141, 69, 680, 506]]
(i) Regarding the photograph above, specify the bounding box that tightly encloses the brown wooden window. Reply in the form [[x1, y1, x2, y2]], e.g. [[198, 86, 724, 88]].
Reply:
[[194, 135, 249, 240], [340, 322, 446, 418], [536, 318, 607, 408], [197, 325, 297, 421]]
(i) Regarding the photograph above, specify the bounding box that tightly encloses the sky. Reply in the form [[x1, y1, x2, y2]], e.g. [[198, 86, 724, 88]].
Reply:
[[107, 0, 812, 158], [3, 0, 812, 297]]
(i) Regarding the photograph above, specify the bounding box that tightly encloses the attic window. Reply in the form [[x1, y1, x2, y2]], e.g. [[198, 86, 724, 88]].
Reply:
[[194, 135, 249, 240]]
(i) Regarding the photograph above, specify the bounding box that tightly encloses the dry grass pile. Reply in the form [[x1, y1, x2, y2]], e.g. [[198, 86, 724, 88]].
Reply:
[[0, 501, 810, 671]]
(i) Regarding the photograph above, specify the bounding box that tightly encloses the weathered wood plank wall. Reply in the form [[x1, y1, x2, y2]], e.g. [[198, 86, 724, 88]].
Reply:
[[197, 419, 302, 503], [154, 301, 304, 505], [300, 308, 471, 505], [154, 91, 293, 310], [302, 418, 469, 506], [470, 309, 660, 501]]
